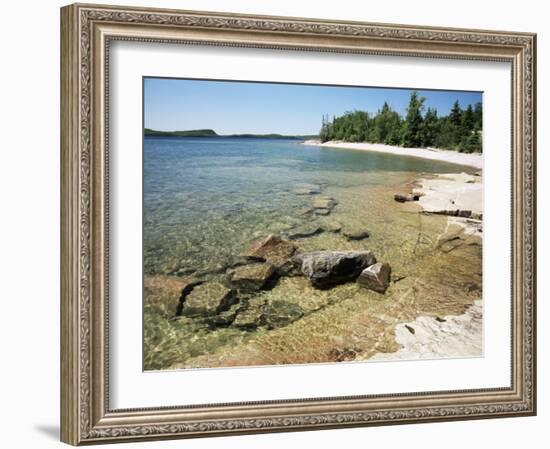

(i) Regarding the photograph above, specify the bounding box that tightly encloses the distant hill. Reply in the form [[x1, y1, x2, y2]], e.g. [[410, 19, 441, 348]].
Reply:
[[226, 133, 317, 140], [144, 128, 218, 137], [144, 128, 318, 140]]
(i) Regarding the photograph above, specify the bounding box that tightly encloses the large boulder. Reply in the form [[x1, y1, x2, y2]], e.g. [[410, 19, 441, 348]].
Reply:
[[242, 234, 297, 275], [292, 250, 377, 288], [230, 263, 275, 292], [181, 282, 237, 318], [357, 262, 391, 293]]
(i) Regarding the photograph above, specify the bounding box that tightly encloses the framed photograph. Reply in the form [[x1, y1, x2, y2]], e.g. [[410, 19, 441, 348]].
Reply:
[[60, 3, 536, 445]]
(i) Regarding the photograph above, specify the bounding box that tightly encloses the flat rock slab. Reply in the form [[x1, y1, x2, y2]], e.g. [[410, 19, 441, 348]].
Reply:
[[357, 262, 391, 293], [230, 263, 275, 292], [181, 282, 237, 318], [416, 173, 482, 216], [288, 225, 323, 240], [293, 250, 377, 288], [369, 300, 482, 360]]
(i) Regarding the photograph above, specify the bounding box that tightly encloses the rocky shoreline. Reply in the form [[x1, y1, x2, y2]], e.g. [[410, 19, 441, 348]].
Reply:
[[144, 170, 483, 370], [151, 234, 392, 332]]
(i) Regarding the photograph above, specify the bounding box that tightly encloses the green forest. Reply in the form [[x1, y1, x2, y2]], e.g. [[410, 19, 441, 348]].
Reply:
[[319, 92, 482, 153]]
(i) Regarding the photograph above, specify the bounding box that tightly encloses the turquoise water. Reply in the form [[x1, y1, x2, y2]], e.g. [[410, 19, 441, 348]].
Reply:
[[143, 136, 473, 276]]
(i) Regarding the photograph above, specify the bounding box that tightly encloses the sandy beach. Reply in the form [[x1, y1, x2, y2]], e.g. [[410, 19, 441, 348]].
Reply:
[[303, 140, 483, 170]]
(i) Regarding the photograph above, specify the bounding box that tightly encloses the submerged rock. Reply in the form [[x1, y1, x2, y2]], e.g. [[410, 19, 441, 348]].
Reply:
[[181, 282, 237, 318], [288, 225, 323, 240], [232, 299, 304, 330], [312, 197, 337, 209], [357, 262, 391, 294], [320, 219, 342, 233], [311, 196, 337, 216], [230, 263, 276, 292], [292, 250, 377, 288], [242, 234, 297, 275], [262, 300, 304, 329], [342, 226, 370, 240], [232, 304, 264, 330]]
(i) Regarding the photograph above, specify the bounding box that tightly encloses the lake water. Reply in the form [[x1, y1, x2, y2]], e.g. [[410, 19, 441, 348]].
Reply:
[[143, 136, 481, 370], [144, 136, 473, 276]]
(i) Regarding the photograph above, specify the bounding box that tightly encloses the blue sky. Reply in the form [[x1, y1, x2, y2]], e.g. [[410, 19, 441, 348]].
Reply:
[[144, 77, 482, 135]]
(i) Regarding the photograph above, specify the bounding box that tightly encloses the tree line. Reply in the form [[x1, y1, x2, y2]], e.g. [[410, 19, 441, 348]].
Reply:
[[319, 92, 482, 153]]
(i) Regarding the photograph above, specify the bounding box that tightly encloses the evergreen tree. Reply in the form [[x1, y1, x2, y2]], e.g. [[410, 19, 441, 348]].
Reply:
[[371, 102, 402, 144], [449, 100, 462, 127], [419, 108, 439, 147], [459, 131, 482, 153], [402, 92, 426, 147], [318, 94, 482, 153], [462, 104, 475, 131]]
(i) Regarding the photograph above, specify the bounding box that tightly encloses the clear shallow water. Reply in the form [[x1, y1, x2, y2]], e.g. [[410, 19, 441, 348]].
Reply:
[[144, 136, 474, 276], [143, 136, 482, 370]]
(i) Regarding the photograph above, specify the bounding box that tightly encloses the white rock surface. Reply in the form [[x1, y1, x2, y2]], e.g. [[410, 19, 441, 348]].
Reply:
[[417, 173, 482, 215], [369, 300, 483, 361]]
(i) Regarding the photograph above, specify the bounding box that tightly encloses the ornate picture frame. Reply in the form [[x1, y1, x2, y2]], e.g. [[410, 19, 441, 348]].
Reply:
[[60, 3, 536, 445]]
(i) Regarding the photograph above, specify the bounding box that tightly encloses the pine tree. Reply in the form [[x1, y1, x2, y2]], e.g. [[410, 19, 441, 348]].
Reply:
[[403, 92, 426, 147], [419, 107, 439, 147], [462, 104, 475, 131], [449, 100, 462, 127]]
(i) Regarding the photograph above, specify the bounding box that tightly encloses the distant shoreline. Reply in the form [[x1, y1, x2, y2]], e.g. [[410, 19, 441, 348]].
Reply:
[[302, 139, 483, 170], [144, 128, 317, 140]]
